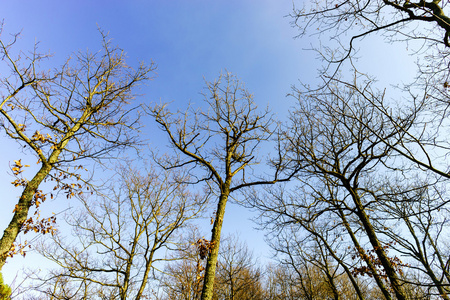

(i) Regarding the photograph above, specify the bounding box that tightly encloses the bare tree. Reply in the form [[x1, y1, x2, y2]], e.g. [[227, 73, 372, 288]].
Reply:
[[250, 79, 416, 299], [290, 0, 450, 80], [264, 261, 389, 300], [214, 235, 265, 300], [0, 27, 155, 269], [370, 176, 450, 298], [287, 1, 450, 289], [239, 2, 450, 299], [249, 74, 450, 299], [160, 227, 206, 300], [150, 72, 297, 300], [265, 265, 302, 300], [161, 232, 265, 300], [253, 184, 375, 300], [22, 164, 205, 300], [289, 0, 450, 182]]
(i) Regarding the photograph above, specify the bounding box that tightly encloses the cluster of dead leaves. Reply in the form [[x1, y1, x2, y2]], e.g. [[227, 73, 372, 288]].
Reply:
[[196, 237, 215, 260], [22, 214, 57, 235], [7, 241, 30, 258], [11, 159, 29, 176], [351, 242, 409, 279]]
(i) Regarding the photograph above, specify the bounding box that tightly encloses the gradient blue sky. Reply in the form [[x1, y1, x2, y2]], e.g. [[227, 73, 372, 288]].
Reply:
[[3, 1, 315, 106], [0, 0, 416, 287]]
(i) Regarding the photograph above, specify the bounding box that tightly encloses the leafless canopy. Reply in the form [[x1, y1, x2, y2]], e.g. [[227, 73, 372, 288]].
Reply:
[[23, 164, 205, 300], [151, 72, 282, 190], [291, 0, 450, 82], [150, 72, 297, 300], [0, 27, 155, 269]]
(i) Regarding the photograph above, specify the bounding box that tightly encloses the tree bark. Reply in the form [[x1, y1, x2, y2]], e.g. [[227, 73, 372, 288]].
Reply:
[[0, 162, 52, 268], [201, 191, 229, 300], [346, 183, 407, 300]]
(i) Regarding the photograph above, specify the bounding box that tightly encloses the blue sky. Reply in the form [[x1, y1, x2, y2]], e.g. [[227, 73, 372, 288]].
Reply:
[[0, 0, 418, 287], [2, 1, 314, 106]]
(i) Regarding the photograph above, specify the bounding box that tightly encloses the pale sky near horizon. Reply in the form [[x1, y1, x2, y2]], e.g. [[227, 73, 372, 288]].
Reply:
[[0, 0, 416, 289]]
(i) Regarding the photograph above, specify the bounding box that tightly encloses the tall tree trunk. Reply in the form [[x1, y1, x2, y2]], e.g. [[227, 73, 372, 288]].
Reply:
[[346, 185, 407, 300], [337, 206, 393, 300], [201, 191, 229, 300], [0, 163, 52, 268]]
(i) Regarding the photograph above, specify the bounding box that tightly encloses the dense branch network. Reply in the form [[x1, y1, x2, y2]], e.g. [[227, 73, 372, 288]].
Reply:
[[0, 28, 155, 269]]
